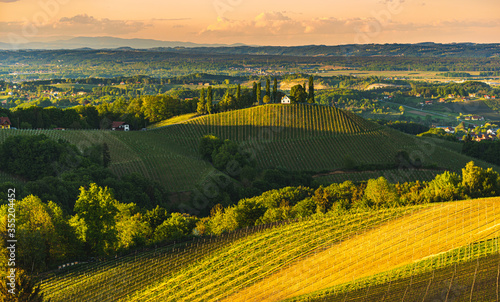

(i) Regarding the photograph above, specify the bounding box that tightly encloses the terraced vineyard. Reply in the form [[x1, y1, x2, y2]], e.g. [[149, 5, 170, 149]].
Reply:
[[40, 198, 500, 301], [0, 104, 498, 191]]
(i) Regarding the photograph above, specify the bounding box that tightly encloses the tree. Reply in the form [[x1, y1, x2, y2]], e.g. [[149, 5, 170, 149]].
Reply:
[[364, 177, 399, 208], [199, 135, 223, 161], [207, 86, 213, 114], [265, 78, 270, 99], [462, 161, 499, 198], [0, 269, 47, 302], [257, 82, 262, 105], [399, 106, 405, 115], [272, 78, 278, 103], [263, 95, 271, 104], [290, 84, 307, 103], [252, 82, 257, 104], [236, 84, 241, 107], [153, 213, 197, 242], [72, 184, 119, 257], [102, 143, 111, 168], [196, 88, 206, 114], [308, 76, 315, 103]]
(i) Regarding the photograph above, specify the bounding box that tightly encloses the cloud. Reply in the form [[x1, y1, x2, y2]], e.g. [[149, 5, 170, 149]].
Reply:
[[0, 14, 149, 37], [56, 14, 148, 35], [201, 12, 305, 37], [0, 0, 19, 2], [201, 12, 500, 42]]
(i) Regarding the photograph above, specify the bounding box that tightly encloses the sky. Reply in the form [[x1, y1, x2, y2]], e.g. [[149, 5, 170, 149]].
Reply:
[[0, 0, 499, 46]]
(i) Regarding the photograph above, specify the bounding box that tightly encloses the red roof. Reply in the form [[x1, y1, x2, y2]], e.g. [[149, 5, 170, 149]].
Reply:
[[0, 117, 11, 126], [112, 121, 126, 128]]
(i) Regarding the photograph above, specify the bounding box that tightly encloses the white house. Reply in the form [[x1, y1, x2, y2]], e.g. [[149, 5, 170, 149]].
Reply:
[[281, 95, 291, 104], [112, 121, 130, 131]]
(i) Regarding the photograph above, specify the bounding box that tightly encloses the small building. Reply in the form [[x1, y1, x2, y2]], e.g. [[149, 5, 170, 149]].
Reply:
[[0, 117, 11, 129], [281, 95, 291, 104], [112, 121, 130, 131], [425, 100, 433, 105], [439, 98, 446, 103]]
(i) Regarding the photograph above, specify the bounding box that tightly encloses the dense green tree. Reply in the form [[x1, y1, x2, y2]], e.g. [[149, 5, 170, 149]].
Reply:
[[272, 78, 278, 103], [461, 161, 499, 198], [265, 78, 270, 98], [199, 135, 223, 162], [364, 177, 400, 208], [207, 86, 213, 114], [0, 269, 47, 302], [236, 84, 241, 107], [256, 82, 262, 105], [153, 213, 197, 242], [290, 84, 307, 103], [72, 184, 119, 257], [0, 135, 84, 181], [197, 88, 206, 114], [308, 76, 315, 103]]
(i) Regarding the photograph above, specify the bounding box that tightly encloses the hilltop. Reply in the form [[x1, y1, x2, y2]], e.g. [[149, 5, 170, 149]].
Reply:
[[0, 104, 498, 193], [39, 198, 500, 301]]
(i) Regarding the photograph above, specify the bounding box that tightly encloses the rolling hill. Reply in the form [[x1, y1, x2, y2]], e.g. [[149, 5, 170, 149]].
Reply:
[[39, 198, 500, 301], [0, 104, 498, 192]]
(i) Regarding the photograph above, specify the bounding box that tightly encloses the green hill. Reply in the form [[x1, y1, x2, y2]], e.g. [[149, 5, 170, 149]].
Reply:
[[39, 198, 500, 301], [0, 104, 498, 192]]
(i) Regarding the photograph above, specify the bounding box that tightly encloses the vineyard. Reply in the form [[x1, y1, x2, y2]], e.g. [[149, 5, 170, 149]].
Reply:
[[0, 104, 498, 192], [39, 198, 500, 301]]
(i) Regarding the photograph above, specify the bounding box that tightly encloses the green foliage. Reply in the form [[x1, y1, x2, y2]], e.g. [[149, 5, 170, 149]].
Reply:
[[153, 213, 197, 242], [0, 269, 48, 302], [420, 171, 461, 203], [0, 135, 84, 181], [308, 76, 315, 103], [115, 203, 151, 250], [0, 195, 79, 273], [199, 135, 223, 162], [72, 184, 119, 257], [290, 84, 307, 103], [364, 177, 400, 208], [461, 161, 500, 198]]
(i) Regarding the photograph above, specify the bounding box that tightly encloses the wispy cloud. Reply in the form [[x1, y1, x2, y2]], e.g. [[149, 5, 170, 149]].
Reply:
[[0, 14, 150, 36], [200, 12, 500, 40], [0, 0, 20, 2]]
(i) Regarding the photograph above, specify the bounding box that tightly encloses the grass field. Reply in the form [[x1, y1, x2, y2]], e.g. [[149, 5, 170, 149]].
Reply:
[[39, 198, 500, 301]]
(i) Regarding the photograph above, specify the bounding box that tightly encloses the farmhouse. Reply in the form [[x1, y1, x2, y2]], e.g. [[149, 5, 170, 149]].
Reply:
[[0, 117, 11, 129], [281, 95, 291, 104], [111, 121, 130, 131]]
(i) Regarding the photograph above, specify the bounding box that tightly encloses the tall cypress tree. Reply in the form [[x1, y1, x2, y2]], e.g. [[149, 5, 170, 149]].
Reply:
[[197, 88, 206, 114], [252, 82, 257, 104], [266, 78, 270, 98], [257, 82, 262, 105], [272, 78, 278, 103], [207, 86, 213, 114], [236, 84, 241, 108], [308, 76, 315, 103]]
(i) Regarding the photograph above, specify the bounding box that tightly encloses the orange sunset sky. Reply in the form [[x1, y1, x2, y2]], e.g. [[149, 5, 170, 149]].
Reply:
[[0, 0, 499, 45]]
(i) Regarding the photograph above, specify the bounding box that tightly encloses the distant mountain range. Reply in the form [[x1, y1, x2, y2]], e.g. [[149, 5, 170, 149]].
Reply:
[[0, 37, 499, 58], [0, 36, 247, 50]]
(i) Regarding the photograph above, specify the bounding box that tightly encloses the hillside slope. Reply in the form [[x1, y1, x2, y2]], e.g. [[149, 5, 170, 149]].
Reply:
[[40, 198, 500, 301], [0, 104, 498, 192]]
